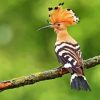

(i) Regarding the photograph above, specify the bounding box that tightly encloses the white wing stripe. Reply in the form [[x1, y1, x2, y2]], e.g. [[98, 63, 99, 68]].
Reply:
[[58, 50, 71, 56], [73, 60, 77, 65], [64, 55, 67, 57], [76, 45, 80, 49], [55, 43, 80, 52], [58, 50, 78, 62], [64, 63, 72, 68], [68, 57, 73, 61]]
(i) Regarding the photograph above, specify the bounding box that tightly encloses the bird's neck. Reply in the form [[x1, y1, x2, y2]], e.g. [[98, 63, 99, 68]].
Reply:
[[55, 29, 77, 44]]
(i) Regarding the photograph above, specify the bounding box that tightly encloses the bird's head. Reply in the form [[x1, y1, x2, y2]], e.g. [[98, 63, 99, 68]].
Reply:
[[37, 3, 79, 32], [48, 3, 79, 32]]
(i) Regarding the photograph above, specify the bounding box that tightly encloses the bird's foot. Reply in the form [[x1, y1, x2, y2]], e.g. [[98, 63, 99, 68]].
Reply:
[[57, 66, 68, 75]]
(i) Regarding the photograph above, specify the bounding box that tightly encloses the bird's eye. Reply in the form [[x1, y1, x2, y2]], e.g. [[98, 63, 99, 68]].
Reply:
[[57, 23, 60, 26]]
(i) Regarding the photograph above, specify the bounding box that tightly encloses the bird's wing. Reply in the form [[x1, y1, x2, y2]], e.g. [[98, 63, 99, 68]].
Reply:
[[55, 42, 83, 74]]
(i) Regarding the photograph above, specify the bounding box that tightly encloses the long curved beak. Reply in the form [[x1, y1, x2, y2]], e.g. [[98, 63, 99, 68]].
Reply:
[[37, 24, 53, 31]]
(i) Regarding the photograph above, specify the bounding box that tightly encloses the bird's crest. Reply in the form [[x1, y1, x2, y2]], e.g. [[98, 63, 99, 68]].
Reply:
[[37, 2, 79, 31], [48, 2, 79, 25]]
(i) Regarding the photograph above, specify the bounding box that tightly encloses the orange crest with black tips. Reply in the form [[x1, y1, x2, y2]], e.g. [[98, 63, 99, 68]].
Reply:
[[48, 3, 79, 25]]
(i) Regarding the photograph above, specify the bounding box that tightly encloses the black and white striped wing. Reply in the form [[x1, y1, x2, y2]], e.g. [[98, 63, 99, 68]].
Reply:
[[55, 42, 83, 74]]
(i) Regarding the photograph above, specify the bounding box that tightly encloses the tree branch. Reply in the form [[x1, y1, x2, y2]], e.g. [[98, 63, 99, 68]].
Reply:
[[0, 55, 100, 92]]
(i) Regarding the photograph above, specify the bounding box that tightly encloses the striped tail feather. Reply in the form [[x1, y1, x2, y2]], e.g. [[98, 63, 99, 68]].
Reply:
[[70, 73, 91, 91]]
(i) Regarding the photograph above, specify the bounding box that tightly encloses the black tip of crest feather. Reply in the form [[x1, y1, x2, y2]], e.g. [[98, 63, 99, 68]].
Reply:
[[62, 2, 64, 5], [54, 7, 58, 10], [59, 2, 64, 6], [48, 7, 53, 11], [59, 3, 61, 6], [67, 8, 71, 11]]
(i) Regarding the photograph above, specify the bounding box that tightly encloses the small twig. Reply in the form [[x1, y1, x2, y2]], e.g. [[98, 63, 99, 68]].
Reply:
[[0, 55, 100, 92]]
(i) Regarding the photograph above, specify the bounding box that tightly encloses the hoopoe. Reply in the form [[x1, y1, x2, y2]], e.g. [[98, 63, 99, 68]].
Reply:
[[39, 3, 91, 91]]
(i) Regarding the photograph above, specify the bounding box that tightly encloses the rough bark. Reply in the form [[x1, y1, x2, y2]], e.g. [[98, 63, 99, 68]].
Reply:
[[0, 55, 100, 92]]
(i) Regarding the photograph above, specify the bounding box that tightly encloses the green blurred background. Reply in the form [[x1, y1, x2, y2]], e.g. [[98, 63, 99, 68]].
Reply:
[[0, 0, 100, 99]]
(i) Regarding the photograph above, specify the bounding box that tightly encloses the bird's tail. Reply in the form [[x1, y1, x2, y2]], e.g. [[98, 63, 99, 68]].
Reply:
[[70, 73, 91, 91]]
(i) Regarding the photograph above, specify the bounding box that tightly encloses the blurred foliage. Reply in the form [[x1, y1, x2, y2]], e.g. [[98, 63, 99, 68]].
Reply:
[[0, 0, 100, 100]]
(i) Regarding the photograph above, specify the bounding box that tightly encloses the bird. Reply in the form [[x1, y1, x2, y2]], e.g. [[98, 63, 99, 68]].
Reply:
[[48, 3, 91, 91], [38, 2, 91, 91]]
